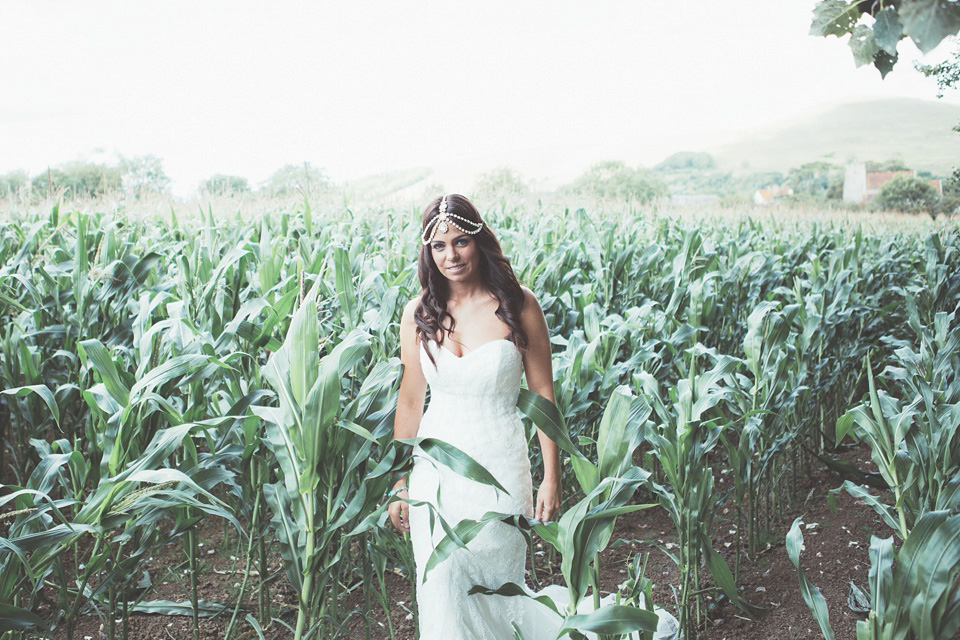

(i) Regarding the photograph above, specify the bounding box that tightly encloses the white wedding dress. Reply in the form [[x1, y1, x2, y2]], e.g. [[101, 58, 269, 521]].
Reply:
[[407, 338, 680, 640]]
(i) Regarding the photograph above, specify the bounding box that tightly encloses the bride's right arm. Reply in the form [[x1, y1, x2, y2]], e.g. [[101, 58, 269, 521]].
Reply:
[[389, 299, 427, 532], [395, 298, 427, 444]]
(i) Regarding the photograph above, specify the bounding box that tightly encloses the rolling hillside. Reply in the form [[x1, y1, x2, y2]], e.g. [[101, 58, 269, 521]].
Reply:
[[712, 98, 960, 176]]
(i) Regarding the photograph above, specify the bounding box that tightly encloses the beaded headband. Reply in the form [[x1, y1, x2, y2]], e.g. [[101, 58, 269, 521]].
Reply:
[[421, 195, 484, 245]]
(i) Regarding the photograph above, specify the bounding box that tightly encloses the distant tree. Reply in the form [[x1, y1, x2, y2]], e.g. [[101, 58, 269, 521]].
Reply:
[[785, 161, 842, 199], [262, 162, 330, 197], [728, 171, 785, 193], [0, 170, 28, 197], [569, 161, 668, 202], [810, 1, 960, 77], [472, 167, 529, 202], [875, 174, 941, 214], [938, 167, 960, 215], [865, 157, 911, 172], [31, 162, 122, 198], [120, 154, 171, 195], [655, 151, 716, 171], [201, 174, 250, 195]]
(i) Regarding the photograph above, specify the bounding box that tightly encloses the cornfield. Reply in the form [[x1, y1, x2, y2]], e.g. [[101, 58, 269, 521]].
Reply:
[[1, 199, 958, 640]]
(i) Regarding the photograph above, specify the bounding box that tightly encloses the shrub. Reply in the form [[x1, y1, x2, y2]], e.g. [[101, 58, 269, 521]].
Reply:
[[569, 160, 667, 203], [875, 175, 940, 215], [200, 174, 250, 195], [472, 166, 529, 202]]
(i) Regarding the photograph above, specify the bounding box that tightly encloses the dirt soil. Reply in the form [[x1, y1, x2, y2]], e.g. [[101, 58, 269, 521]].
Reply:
[[28, 443, 889, 640]]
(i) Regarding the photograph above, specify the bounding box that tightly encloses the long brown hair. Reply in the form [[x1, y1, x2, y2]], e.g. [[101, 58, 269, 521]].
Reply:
[[414, 194, 527, 366]]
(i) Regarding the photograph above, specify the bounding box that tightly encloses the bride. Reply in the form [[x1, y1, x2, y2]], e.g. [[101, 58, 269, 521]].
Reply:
[[387, 194, 677, 639]]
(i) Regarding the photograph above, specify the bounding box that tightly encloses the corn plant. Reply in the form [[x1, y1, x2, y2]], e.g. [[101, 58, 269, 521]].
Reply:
[[788, 510, 960, 640], [637, 346, 744, 638]]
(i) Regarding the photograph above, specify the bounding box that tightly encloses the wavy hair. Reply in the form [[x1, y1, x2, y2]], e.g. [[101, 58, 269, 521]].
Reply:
[[414, 194, 527, 367]]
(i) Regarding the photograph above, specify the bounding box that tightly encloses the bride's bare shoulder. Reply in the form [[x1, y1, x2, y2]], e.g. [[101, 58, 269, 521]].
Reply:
[[519, 285, 543, 316], [401, 293, 425, 326], [400, 293, 427, 347]]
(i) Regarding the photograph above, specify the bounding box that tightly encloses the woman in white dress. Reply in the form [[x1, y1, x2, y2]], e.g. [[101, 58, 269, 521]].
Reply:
[[387, 195, 677, 639]]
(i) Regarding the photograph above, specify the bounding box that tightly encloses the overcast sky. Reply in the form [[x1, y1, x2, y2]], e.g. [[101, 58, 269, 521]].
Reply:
[[1, 1, 957, 194]]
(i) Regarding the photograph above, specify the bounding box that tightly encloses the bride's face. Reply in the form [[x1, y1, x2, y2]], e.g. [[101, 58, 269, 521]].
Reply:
[[429, 225, 480, 282]]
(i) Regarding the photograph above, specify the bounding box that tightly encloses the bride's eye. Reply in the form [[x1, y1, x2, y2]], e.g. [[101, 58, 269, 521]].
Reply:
[[455, 238, 469, 247], [432, 242, 444, 251]]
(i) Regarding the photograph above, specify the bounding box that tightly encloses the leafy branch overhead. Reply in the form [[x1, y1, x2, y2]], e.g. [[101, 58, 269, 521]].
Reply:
[[811, 0, 960, 77]]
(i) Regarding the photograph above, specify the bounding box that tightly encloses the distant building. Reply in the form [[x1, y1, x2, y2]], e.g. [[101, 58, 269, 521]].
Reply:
[[753, 185, 793, 205], [843, 163, 943, 204]]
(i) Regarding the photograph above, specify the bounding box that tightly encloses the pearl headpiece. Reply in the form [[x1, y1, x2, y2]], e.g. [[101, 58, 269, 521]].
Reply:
[[421, 195, 484, 245]]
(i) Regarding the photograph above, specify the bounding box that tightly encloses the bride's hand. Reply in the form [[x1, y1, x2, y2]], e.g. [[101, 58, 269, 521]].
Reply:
[[388, 485, 409, 533], [534, 477, 561, 523]]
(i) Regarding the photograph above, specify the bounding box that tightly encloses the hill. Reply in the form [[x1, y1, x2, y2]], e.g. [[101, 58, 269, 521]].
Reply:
[[712, 98, 960, 176]]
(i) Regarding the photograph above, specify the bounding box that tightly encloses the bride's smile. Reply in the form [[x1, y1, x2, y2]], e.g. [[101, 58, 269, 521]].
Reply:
[[430, 231, 478, 282]]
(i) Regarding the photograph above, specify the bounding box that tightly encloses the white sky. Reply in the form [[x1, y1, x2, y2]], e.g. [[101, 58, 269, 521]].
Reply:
[[1, 1, 957, 195]]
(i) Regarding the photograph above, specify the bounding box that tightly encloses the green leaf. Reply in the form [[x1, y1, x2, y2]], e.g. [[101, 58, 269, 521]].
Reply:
[[786, 518, 835, 640], [850, 24, 880, 67], [467, 581, 561, 617], [517, 388, 586, 461], [560, 604, 660, 635], [872, 7, 902, 55], [840, 481, 903, 535], [78, 339, 130, 406], [0, 604, 47, 632], [402, 437, 510, 495], [130, 354, 225, 403], [810, 0, 859, 37], [334, 245, 358, 331], [303, 194, 313, 236], [899, 0, 960, 54], [597, 386, 633, 480], [288, 282, 320, 409], [423, 510, 532, 580], [873, 49, 899, 78], [898, 511, 960, 638], [0, 288, 29, 313], [836, 411, 856, 445], [705, 539, 742, 608], [1, 385, 59, 428], [130, 599, 229, 617], [867, 535, 893, 615]]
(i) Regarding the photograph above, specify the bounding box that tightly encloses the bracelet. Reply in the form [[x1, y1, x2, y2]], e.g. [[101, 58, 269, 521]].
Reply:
[[387, 487, 408, 498]]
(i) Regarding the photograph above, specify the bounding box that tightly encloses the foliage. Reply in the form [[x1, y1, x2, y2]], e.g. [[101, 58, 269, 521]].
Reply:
[[655, 152, 716, 172], [119, 154, 171, 194], [938, 167, 960, 215], [875, 174, 941, 214], [199, 173, 251, 195], [30, 161, 123, 198], [1, 200, 959, 639], [472, 166, 530, 203], [916, 40, 960, 100], [0, 170, 28, 197], [810, 0, 960, 77], [865, 157, 911, 172], [652, 153, 734, 196], [568, 161, 668, 202], [262, 162, 330, 197], [789, 512, 960, 640], [785, 161, 843, 199]]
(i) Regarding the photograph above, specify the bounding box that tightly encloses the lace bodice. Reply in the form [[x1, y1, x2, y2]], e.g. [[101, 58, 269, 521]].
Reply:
[[419, 338, 522, 413]]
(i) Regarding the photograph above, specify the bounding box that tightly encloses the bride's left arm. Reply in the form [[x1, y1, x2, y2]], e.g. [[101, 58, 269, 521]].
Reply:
[[519, 286, 562, 523]]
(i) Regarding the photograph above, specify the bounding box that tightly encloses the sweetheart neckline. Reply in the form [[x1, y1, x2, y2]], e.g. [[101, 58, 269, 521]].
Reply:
[[423, 337, 517, 361]]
